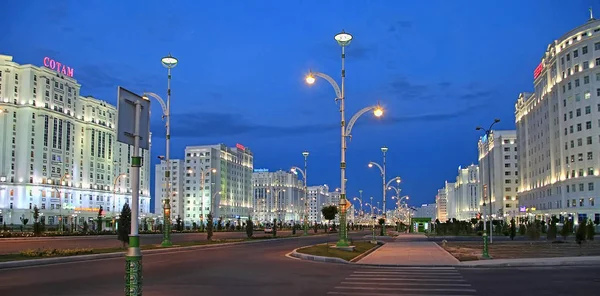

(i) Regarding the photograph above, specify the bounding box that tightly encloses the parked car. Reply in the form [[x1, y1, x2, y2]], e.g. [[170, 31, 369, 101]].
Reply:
[[264, 226, 273, 233]]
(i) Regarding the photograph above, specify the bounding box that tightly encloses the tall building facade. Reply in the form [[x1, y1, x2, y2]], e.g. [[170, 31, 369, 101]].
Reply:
[[252, 169, 303, 224], [176, 144, 253, 225], [435, 188, 448, 221], [454, 165, 480, 221], [477, 130, 519, 219], [443, 181, 457, 220], [307, 184, 329, 223], [515, 17, 600, 224], [414, 203, 437, 221], [0, 54, 151, 228]]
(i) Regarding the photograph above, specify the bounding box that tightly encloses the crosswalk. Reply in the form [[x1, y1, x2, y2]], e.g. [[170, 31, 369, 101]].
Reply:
[[326, 267, 478, 296]]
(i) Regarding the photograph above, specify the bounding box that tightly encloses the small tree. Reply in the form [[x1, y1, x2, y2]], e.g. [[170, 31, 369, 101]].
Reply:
[[547, 216, 558, 240], [97, 206, 103, 232], [83, 221, 89, 233], [519, 223, 526, 236], [19, 216, 29, 232], [321, 205, 338, 229], [117, 203, 132, 248], [378, 218, 385, 236], [217, 218, 223, 231], [246, 218, 254, 238], [175, 217, 182, 231], [192, 222, 198, 231], [509, 218, 516, 240], [587, 219, 596, 241], [292, 223, 296, 235], [313, 222, 318, 233], [32, 206, 41, 236], [561, 219, 571, 240], [272, 218, 277, 237], [206, 213, 214, 241], [2, 222, 6, 231], [576, 219, 587, 245], [527, 219, 541, 240]]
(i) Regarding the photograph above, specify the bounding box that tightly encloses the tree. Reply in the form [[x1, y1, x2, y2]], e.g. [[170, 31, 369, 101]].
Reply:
[[313, 222, 318, 233], [32, 206, 41, 236], [576, 219, 587, 245], [509, 218, 516, 240], [378, 218, 386, 236], [527, 219, 541, 240], [117, 203, 132, 248], [217, 217, 223, 231], [206, 213, 214, 241], [83, 221, 89, 233], [19, 216, 29, 232], [547, 216, 558, 240], [321, 205, 338, 227], [272, 218, 277, 237], [246, 218, 254, 238], [587, 219, 596, 241], [97, 206, 103, 232], [561, 219, 571, 240], [175, 217, 182, 231]]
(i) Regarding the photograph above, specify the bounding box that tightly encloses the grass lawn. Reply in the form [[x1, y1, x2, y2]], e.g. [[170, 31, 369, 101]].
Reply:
[[296, 241, 379, 262], [440, 240, 600, 261], [0, 237, 277, 263]]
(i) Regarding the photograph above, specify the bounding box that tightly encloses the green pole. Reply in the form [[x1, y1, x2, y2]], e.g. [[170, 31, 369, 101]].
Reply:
[[336, 195, 349, 247], [482, 232, 490, 259], [161, 199, 172, 247]]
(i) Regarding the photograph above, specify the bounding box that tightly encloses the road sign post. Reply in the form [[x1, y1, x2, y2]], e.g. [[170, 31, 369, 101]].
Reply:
[[116, 87, 150, 296]]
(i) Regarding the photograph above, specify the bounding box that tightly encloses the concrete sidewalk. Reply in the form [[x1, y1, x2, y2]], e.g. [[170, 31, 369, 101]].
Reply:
[[357, 233, 460, 266]]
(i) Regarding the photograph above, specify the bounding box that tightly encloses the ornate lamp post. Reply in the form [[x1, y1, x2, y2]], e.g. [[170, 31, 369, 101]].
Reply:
[[305, 30, 384, 247], [476, 118, 500, 259]]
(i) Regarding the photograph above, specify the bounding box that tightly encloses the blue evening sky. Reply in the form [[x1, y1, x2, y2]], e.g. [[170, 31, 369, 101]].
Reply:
[[2, 0, 594, 212]]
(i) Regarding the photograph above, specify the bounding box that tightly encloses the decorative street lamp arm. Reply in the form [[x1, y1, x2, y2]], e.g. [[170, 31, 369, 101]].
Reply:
[[369, 161, 384, 174], [143, 92, 168, 117], [345, 105, 379, 138], [313, 71, 342, 99], [386, 177, 401, 188], [290, 166, 305, 179]]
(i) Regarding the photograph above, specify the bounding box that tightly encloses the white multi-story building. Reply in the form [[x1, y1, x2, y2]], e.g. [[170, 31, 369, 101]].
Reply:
[[443, 181, 457, 220], [436, 188, 448, 221], [515, 16, 600, 225], [454, 164, 480, 221], [307, 184, 329, 223], [180, 144, 253, 225], [478, 130, 519, 219], [154, 159, 185, 219], [414, 203, 437, 221], [0, 54, 151, 228], [252, 169, 303, 224]]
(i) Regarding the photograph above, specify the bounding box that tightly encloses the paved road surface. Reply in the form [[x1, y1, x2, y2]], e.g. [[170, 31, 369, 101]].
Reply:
[[0, 230, 298, 254], [0, 232, 598, 296]]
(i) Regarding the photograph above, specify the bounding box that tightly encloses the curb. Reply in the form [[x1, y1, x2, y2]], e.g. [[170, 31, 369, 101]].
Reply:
[[458, 256, 600, 268], [0, 233, 328, 270]]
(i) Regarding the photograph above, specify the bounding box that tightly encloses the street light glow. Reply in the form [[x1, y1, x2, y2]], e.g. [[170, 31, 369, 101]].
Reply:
[[305, 73, 316, 85], [374, 106, 383, 117], [368, 163, 373, 168]]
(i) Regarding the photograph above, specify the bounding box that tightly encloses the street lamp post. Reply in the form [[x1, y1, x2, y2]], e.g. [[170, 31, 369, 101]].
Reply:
[[305, 30, 384, 247], [291, 151, 309, 235], [476, 118, 500, 259], [55, 173, 70, 233], [159, 53, 178, 247], [368, 161, 401, 235]]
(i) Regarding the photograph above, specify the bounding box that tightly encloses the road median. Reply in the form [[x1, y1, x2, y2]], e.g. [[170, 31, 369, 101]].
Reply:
[[0, 233, 327, 269], [289, 240, 383, 264]]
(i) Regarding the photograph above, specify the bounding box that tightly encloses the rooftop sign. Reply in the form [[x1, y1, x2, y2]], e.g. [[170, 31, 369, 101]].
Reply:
[[533, 62, 544, 79], [43, 57, 74, 78]]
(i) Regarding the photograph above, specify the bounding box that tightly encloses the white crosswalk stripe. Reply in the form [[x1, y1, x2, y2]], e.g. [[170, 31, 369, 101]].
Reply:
[[327, 267, 478, 296]]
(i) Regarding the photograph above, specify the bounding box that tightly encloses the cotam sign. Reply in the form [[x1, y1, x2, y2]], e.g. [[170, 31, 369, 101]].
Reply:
[[43, 57, 74, 78]]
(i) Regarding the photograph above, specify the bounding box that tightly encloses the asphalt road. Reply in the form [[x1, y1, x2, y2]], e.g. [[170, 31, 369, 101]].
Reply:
[[0, 230, 297, 254], [0, 232, 599, 296]]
